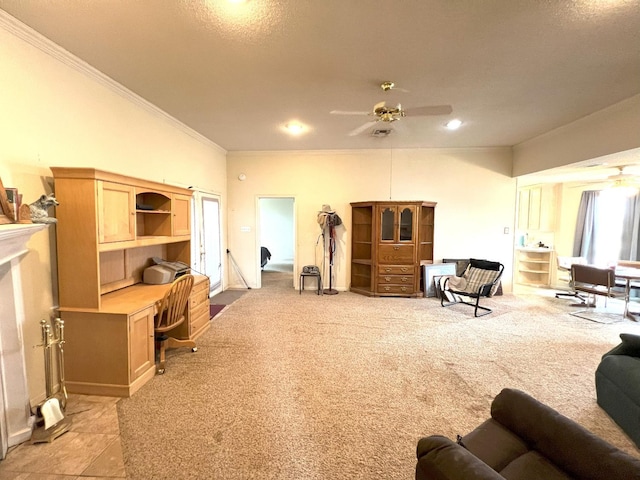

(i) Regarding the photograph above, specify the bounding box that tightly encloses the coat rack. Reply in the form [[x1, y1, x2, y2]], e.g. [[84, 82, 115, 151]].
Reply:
[[317, 205, 342, 295]]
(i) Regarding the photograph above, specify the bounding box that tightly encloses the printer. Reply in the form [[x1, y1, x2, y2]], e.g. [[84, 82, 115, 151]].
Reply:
[[143, 259, 189, 284]]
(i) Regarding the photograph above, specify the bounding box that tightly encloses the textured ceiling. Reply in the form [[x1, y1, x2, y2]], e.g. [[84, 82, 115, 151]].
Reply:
[[1, 0, 639, 153]]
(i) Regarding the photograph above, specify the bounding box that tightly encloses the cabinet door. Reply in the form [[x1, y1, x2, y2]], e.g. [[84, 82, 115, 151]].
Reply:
[[379, 205, 396, 242], [129, 308, 155, 381], [398, 205, 415, 242], [538, 184, 557, 231], [517, 189, 530, 231], [527, 187, 541, 230], [172, 193, 191, 236], [378, 205, 416, 243], [98, 181, 135, 243]]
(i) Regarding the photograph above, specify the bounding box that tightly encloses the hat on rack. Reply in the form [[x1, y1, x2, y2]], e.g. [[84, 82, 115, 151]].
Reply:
[[317, 204, 342, 229], [319, 204, 335, 214]]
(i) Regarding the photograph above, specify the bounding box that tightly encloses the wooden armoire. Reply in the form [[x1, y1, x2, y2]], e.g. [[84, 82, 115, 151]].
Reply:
[[350, 201, 436, 297]]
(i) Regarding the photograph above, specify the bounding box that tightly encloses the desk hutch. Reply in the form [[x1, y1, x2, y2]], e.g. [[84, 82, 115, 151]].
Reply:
[[51, 168, 210, 397], [350, 201, 436, 297]]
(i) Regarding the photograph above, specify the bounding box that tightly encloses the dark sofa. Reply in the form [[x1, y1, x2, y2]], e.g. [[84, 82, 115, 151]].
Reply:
[[416, 388, 640, 480], [596, 333, 640, 448]]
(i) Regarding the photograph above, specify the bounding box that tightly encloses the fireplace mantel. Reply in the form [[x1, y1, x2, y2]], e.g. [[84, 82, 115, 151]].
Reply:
[[0, 224, 46, 263], [0, 222, 46, 459]]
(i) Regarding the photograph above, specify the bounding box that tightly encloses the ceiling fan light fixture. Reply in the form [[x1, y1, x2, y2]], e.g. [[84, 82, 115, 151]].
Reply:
[[609, 179, 640, 196], [445, 119, 462, 130]]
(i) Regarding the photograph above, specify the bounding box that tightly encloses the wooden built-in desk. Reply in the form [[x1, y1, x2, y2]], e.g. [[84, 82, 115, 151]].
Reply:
[[51, 167, 205, 397], [59, 275, 210, 397], [99, 282, 170, 314]]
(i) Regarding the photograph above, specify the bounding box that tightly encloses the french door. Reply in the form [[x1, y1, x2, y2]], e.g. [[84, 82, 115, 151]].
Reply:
[[192, 193, 222, 295]]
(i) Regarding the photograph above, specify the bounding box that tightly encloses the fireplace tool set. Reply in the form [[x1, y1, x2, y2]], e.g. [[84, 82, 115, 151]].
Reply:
[[30, 317, 72, 444]]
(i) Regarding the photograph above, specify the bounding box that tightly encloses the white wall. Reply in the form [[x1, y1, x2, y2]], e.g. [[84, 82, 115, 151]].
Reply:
[[0, 16, 227, 404], [227, 147, 516, 292], [513, 94, 640, 176]]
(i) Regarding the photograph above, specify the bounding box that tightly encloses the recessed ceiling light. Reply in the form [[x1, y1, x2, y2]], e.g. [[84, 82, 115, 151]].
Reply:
[[445, 119, 463, 130], [284, 122, 307, 135]]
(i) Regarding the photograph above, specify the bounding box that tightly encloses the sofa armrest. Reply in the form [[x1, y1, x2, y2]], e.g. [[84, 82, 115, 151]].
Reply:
[[416, 435, 505, 480], [603, 333, 640, 358], [490, 388, 640, 480]]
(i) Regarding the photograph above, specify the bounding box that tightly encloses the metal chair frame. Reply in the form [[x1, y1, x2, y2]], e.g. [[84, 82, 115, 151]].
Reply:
[[570, 264, 624, 321]]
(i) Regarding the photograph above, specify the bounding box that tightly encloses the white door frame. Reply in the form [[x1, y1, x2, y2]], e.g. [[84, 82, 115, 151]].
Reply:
[[255, 195, 296, 289]]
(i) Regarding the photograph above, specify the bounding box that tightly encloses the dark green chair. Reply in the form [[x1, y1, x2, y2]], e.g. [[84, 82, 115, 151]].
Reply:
[[596, 333, 640, 448]]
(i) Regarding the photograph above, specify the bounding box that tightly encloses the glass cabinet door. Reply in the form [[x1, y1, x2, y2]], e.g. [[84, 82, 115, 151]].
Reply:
[[399, 207, 414, 241], [380, 207, 395, 241]]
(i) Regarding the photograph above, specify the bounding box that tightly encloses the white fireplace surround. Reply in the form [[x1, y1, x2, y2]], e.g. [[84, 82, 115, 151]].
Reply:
[[0, 223, 46, 459]]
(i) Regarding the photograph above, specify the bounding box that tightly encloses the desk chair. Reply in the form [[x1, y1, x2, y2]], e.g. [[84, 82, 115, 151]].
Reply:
[[154, 274, 196, 374], [570, 264, 624, 321], [555, 256, 588, 301]]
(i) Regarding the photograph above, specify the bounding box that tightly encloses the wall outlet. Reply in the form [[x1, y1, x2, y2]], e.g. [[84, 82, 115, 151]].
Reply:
[[504, 227, 509, 234]]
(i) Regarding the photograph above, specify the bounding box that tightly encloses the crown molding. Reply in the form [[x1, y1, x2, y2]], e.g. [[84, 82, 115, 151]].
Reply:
[[0, 10, 226, 154]]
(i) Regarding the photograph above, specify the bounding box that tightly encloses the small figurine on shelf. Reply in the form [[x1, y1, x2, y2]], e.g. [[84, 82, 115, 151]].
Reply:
[[29, 193, 59, 224]]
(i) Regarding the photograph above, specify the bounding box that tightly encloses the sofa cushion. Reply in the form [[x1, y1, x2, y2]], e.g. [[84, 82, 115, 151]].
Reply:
[[491, 388, 640, 480], [416, 435, 504, 480], [499, 451, 571, 480], [465, 267, 500, 296], [462, 419, 528, 472]]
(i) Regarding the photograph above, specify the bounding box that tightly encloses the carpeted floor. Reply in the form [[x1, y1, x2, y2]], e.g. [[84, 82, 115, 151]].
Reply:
[[117, 276, 640, 479], [210, 289, 248, 306]]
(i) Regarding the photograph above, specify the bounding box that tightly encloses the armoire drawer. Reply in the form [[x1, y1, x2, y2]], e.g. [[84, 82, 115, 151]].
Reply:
[[377, 274, 414, 285], [378, 265, 414, 275], [376, 284, 415, 295], [378, 244, 414, 264]]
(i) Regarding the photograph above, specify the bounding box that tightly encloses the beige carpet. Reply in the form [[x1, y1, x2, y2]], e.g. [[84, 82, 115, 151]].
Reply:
[[117, 275, 640, 479]]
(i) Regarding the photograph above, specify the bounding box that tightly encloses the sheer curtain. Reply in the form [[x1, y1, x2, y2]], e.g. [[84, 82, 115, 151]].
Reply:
[[573, 190, 599, 263], [620, 194, 640, 261], [573, 190, 640, 264]]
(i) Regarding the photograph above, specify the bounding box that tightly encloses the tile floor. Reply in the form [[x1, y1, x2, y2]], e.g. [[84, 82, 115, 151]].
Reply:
[[0, 394, 125, 479]]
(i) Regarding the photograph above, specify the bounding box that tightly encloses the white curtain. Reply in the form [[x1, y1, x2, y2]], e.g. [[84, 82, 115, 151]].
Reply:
[[620, 194, 640, 261], [573, 190, 599, 263]]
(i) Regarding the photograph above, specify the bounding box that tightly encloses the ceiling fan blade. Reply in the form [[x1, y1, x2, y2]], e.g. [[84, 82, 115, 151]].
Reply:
[[404, 105, 453, 116], [330, 110, 370, 116], [348, 120, 378, 136]]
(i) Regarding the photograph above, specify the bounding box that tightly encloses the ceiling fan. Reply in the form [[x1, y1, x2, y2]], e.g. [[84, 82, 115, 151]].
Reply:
[[573, 166, 640, 190], [330, 81, 453, 136], [605, 166, 640, 189]]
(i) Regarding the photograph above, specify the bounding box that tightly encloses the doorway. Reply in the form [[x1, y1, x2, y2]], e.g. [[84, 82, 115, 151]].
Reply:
[[258, 197, 295, 289]]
